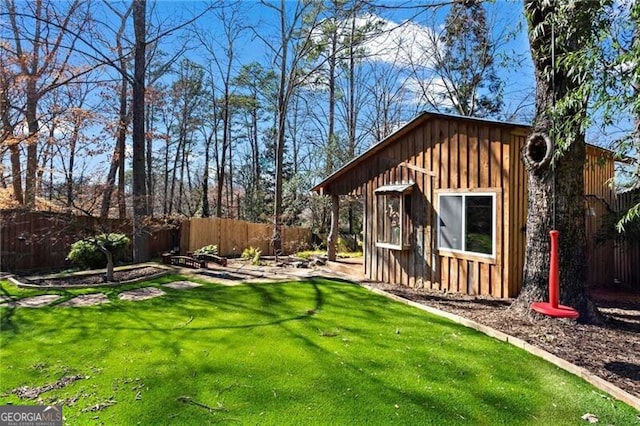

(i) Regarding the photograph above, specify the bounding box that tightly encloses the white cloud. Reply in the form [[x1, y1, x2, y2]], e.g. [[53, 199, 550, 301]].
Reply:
[[356, 15, 440, 69]]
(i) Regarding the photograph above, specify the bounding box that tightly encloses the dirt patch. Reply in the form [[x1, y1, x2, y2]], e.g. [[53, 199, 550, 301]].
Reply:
[[118, 287, 165, 301], [82, 398, 117, 412], [12, 375, 84, 399], [366, 283, 640, 400]]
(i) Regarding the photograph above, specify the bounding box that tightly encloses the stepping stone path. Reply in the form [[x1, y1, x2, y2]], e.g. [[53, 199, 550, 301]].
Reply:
[[58, 293, 110, 307], [118, 287, 165, 301], [1, 281, 202, 309], [5, 294, 62, 308], [162, 281, 202, 290]]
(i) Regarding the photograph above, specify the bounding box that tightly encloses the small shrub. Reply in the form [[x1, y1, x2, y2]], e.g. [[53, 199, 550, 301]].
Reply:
[[67, 233, 130, 270], [241, 247, 261, 265], [194, 244, 218, 256], [296, 250, 324, 259]]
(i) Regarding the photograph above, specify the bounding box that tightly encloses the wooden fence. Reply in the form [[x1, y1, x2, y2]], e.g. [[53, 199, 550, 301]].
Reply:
[[181, 217, 311, 256], [614, 189, 640, 290], [0, 211, 312, 273], [0, 210, 178, 273]]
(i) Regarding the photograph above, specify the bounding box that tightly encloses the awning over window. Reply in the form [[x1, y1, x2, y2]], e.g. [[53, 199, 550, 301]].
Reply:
[[374, 182, 414, 194]]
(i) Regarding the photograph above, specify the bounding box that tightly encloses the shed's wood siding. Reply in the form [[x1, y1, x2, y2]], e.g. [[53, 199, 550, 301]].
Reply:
[[315, 112, 619, 298], [507, 142, 618, 293], [359, 117, 519, 296], [614, 189, 640, 289], [584, 146, 616, 288], [508, 133, 528, 297]]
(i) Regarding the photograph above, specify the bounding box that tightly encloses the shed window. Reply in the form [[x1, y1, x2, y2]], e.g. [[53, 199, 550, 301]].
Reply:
[[375, 183, 413, 250], [438, 193, 495, 257]]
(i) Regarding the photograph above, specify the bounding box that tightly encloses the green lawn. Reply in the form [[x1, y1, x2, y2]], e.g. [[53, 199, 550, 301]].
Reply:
[[0, 275, 636, 425]]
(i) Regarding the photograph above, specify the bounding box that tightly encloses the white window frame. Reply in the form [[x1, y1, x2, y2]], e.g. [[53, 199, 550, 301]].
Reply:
[[375, 182, 413, 250], [437, 191, 496, 259]]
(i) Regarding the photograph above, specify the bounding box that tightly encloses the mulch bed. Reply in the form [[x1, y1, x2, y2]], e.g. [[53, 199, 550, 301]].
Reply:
[[21, 266, 165, 287], [366, 282, 640, 401]]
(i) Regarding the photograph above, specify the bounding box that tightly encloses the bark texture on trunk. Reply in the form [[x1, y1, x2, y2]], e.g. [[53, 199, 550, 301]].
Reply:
[[515, 0, 602, 323], [327, 194, 339, 261], [132, 0, 149, 262]]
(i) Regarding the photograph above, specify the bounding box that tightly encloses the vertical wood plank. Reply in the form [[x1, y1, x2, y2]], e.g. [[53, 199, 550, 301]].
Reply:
[[501, 131, 511, 298], [450, 120, 459, 189], [439, 119, 448, 189], [469, 124, 479, 188], [459, 122, 469, 189], [490, 127, 503, 188], [472, 261, 480, 295], [480, 262, 491, 296], [425, 122, 433, 287], [441, 256, 450, 292], [459, 258, 468, 294], [479, 125, 490, 188]]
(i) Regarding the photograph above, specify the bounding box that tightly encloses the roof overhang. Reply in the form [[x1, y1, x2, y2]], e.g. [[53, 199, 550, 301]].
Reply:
[[374, 182, 414, 194]]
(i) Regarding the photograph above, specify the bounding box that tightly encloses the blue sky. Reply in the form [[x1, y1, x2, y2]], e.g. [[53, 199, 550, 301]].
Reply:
[[47, 0, 536, 182], [143, 0, 535, 121]]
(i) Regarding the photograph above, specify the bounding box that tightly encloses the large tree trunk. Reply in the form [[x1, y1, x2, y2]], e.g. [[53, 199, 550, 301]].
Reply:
[[272, 114, 285, 256], [514, 0, 602, 323], [146, 103, 154, 216], [132, 0, 149, 262], [271, 0, 288, 255], [271, 85, 286, 256], [327, 194, 339, 261], [8, 144, 23, 204], [117, 131, 126, 219], [101, 144, 119, 219], [24, 94, 39, 207], [66, 130, 77, 208], [202, 135, 211, 217]]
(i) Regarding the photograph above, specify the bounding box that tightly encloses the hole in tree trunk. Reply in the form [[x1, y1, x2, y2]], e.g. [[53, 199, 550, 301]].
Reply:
[[525, 132, 552, 167]]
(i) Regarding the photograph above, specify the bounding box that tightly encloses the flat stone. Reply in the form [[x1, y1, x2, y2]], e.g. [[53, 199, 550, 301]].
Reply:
[[162, 281, 203, 290], [118, 287, 165, 301], [9, 295, 62, 308], [58, 293, 110, 307]]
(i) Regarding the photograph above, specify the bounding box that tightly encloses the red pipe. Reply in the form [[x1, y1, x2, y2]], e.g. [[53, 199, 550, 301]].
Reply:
[[549, 230, 559, 309], [530, 229, 578, 318]]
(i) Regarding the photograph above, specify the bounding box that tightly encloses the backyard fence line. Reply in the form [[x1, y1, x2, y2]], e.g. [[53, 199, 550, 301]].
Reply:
[[0, 210, 177, 273], [181, 217, 311, 257], [0, 211, 311, 273]]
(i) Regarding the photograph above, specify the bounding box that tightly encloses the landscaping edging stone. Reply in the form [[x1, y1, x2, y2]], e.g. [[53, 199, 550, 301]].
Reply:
[[7, 263, 172, 290], [364, 284, 640, 412]]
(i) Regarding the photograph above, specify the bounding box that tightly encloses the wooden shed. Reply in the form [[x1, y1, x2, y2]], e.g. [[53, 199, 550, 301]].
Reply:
[[312, 112, 617, 298]]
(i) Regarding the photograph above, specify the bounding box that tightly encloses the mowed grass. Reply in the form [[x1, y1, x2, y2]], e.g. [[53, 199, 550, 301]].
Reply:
[[0, 275, 637, 425]]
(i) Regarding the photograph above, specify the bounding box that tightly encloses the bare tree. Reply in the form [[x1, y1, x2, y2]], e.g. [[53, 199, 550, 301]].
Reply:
[[2, 0, 92, 206], [256, 0, 328, 254], [100, 2, 133, 220], [195, 3, 246, 218]]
